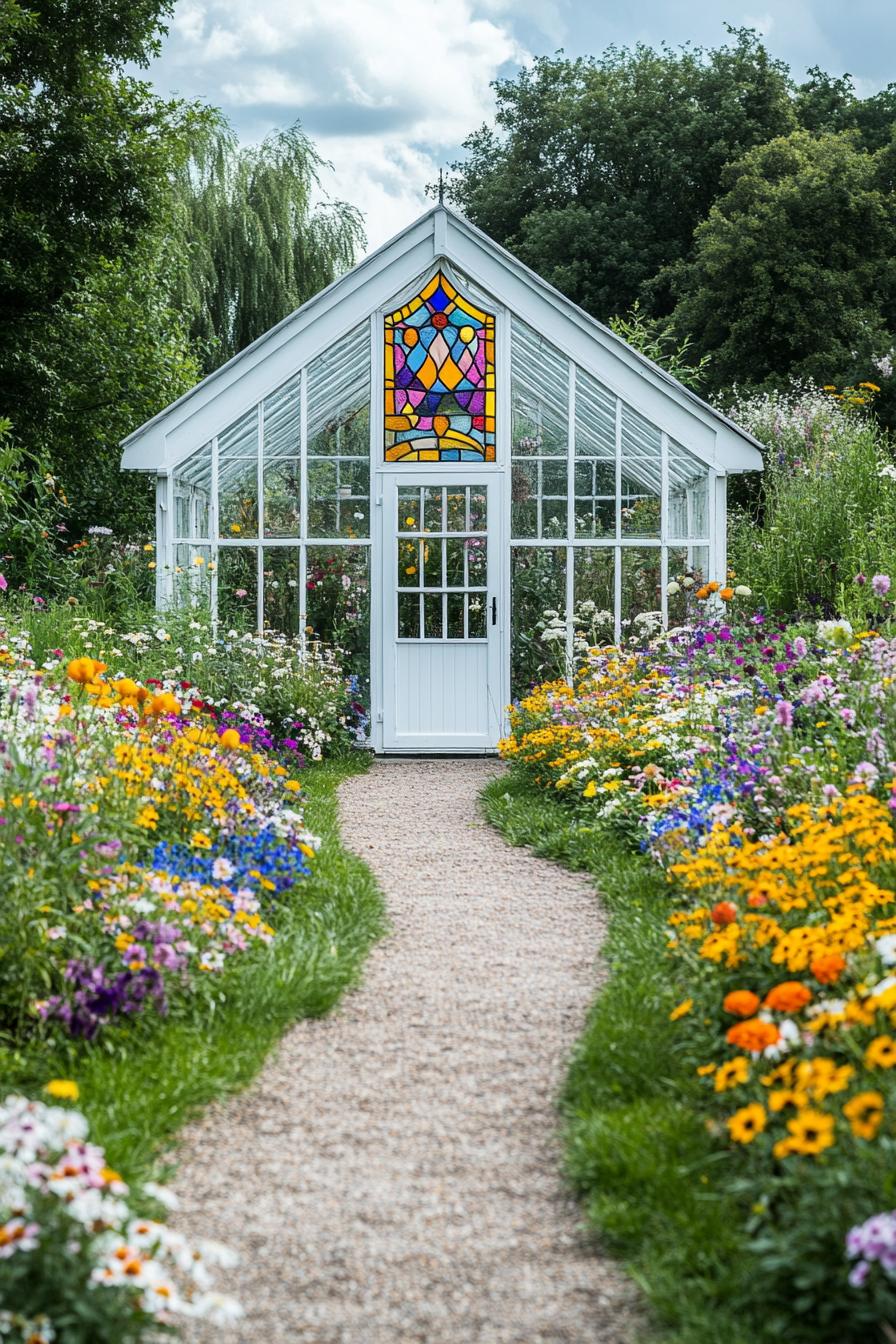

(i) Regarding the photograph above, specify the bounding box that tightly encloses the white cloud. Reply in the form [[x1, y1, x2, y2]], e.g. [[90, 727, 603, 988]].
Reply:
[[153, 0, 527, 250]]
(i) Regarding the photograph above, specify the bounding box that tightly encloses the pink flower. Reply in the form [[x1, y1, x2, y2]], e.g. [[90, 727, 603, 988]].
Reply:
[[872, 574, 891, 597], [0, 573, 6, 591], [775, 700, 794, 729]]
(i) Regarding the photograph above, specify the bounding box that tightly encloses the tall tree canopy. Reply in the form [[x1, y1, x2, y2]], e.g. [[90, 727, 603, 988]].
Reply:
[[171, 124, 365, 373]]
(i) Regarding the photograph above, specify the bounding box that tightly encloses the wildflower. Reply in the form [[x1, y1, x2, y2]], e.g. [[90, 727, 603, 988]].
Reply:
[[723, 990, 760, 1018], [719, 587, 734, 602], [843, 1091, 884, 1140], [727, 1103, 766, 1144], [871, 574, 891, 597], [669, 998, 693, 1021], [714, 1056, 750, 1092], [0, 573, 6, 591], [764, 982, 812, 1013], [711, 901, 738, 926], [219, 728, 242, 750], [666, 581, 681, 596], [726, 1019, 780, 1053], [44, 1079, 79, 1101], [811, 952, 845, 985], [734, 585, 752, 597], [864, 1037, 896, 1070], [775, 700, 794, 729], [67, 656, 106, 684], [773, 1108, 836, 1158]]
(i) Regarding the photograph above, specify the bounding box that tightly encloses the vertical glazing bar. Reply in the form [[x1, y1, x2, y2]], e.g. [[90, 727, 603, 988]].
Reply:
[[256, 401, 264, 636], [660, 431, 669, 628], [614, 399, 623, 641], [441, 536, 447, 642], [299, 367, 308, 659], [210, 437, 219, 631], [565, 359, 576, 678]]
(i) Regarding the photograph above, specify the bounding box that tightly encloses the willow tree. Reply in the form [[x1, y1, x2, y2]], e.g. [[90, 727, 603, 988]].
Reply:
[[172, 122, 365, 372]]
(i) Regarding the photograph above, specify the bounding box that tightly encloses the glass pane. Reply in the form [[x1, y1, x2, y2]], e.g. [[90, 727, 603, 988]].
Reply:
[[572, 548, 615, 650], [306, 545, 371, 690], [422, 537, 442, 587], [307, 455, 370, 540], [620, 404, 661, 539], [445, 538, 466, 587], [423, 486, 443, 533], [621, 547, 662, 639], [511, 462, 539, 539], [398, 539, 419, 586], [575, 369, 616, 540], [173, 443, 212, 540], [263, 377, 300, 460], [173, 544, 212, 610], [511, 317, 568, 456], [510, 547, 567, 700], [447, 592, 465, 639], [398, 486, 421, 532], [398, 593, 420, 639], [668, 439, 710, 539], [469, 487, 487, 531], [467, 593, 486, 639], [423, 593, 442, 639], [574, 458, 615, 538], [262, 548, 300, 637], [307, 324, 370, 456], [219, 457, 258, 539], [667, 545, 710, 627], [445, 488, 468, 531], [511, 460, 567, 541], [466, 535, 487, 587], [263, 459, 301, 538], [218, 547, 258, 633]]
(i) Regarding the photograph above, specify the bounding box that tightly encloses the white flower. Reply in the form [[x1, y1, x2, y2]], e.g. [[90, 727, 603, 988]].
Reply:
[[681, 576, 695, 589], [734, 585, 752, 597], [666, 581, 680, 596], [155, 629, 170, 642], [816, 618, 854, 649], [875, 934, 896, 967]]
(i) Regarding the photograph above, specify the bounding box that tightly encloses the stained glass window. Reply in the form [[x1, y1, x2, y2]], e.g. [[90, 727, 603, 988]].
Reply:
[[384, 271, 495, 462]]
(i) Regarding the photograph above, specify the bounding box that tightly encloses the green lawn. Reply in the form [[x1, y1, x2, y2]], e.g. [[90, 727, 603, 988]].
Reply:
[[1, 756, 385, 1181], [480, 772, 760, 1344]]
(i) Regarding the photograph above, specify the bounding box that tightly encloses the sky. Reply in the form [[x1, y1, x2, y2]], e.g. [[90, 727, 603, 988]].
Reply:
[[147, 0, 896, 254]]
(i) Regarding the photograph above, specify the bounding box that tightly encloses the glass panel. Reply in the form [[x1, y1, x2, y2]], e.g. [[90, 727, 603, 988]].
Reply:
[[263, 459, 301, 538], [469, 487, 487, 531], [620, 405, 661, 539], [575, 369, 616, 540], [446, 488, 468, 531], [423, 486, 443, 533], [466, 535, 487, 587], [511, 462, 539, 539], [264, 377, 300, 458], [668, 439, 710, 539], [218, 547, 258, 633], [445, 538, 466, 587], [398, 538, 419, 586], [262, 548, 300, 637], [173, 544, 212, 609], [398, 593, 420, 639], [621, 547, 662, 639], [572, 548, 615, 650], [385, 270, 496, 463], [173, 441, 212, 540], [422, 536, 442, 587], [667, 545, 710, 627], [510, 546, 566, 700], [423, 594, 442, 639], [307, 323, 370, 538], [447, 592, 465, 639], [305, 545, 371, 690], [218, 406, 258, 540], [398, 486, 421, 532], [511, 318, 568, 456], [467, 593, 486, 639]]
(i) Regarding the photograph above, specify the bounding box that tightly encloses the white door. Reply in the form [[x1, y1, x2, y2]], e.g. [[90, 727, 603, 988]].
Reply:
[[381, 474, 503, 752]]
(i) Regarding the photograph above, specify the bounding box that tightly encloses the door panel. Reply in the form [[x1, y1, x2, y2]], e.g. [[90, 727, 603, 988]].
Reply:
[[382, 475, 502, 752]]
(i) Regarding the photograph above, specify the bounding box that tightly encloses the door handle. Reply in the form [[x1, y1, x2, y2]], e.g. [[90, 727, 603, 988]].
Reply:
[[491, 596, 497, 626]]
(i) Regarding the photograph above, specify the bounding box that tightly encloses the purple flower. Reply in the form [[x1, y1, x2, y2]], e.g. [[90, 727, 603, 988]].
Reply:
[[872, 573, 891, 597], [854, 572, 867, 586], [775, 700, 794, 729]]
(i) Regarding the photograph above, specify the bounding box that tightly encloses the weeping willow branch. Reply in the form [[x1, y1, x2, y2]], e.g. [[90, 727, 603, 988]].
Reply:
[[170, 120, 366, 373]]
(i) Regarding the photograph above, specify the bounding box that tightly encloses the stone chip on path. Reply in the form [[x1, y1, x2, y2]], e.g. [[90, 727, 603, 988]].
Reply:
[[172, 759, 642, 1343]]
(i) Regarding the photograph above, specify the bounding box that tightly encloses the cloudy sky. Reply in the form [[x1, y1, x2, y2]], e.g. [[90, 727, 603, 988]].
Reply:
[[148, 0, 896, 253]]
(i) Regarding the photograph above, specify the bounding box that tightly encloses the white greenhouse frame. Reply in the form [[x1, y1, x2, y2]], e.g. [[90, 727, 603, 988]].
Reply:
[[122, 204, 763, 754]]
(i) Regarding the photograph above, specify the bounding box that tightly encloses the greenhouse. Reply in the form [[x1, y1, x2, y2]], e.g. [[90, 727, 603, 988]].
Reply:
[[121, 205, 762, 753]]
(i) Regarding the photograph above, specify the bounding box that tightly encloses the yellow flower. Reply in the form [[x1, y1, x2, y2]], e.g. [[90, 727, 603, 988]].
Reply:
[[864, 1036, 896, 1070], [230, 523, 242, 534], [583, 780, 597, 798], [191, 831, 212, 849], [284, 779, 302, 793], [843, 1090, 884, 1140], [218, 728, 242, 750], [714, 1056, 750, 1092], [727, 1103, 766, 1144], [669, 997, 693, 1021], [44, 1079, 79, 1102], [773, 1108, 835, 1158]]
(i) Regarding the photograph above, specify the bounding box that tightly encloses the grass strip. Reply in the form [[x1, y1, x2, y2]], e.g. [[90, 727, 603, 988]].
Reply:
[[480, 771, 760, 1344], [2, 756, 385, 1179]]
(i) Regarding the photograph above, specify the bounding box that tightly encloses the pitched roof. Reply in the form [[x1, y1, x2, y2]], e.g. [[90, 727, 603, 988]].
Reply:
[[121, 204, 763, 474]]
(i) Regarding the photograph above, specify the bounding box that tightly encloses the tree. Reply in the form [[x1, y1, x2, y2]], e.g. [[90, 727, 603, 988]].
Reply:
[[0, 0, 204, 532], [668, 130, 896, 394], [447, 29, 796, 319], [170, 123, 366, 373]]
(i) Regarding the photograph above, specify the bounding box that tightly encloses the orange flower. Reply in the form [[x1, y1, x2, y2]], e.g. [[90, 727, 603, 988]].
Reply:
[[218, 728, 242, 750], [707, 581, 720, 593], [764, 981, 812, 1013], [67, 656, 107, 685], [669, 997, 693, 1021], [810, 953, 846, 985], [711, 901, 738, 926], [726, 1018, 780, 1053], [695, 585, 711, 600], [719, 587, 734, 601], [723, 990, 761, 1018]]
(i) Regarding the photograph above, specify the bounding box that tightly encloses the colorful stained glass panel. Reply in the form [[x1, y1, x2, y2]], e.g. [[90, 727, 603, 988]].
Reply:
[[384, 271, 496, 462]]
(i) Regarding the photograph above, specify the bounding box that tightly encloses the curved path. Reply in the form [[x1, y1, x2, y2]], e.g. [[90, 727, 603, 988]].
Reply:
[[173, 760, 640, 1343]]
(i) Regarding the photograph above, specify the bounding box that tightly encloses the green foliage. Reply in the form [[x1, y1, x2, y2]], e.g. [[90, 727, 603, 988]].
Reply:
[[670, 131, 896, 397], [170, 122, 365, 373], [726, 385, 896, 617], [448, 29, 796, 318], [608, 303, 711, 390]]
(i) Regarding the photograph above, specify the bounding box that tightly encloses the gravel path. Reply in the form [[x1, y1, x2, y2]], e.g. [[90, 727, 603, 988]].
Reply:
[[171, 759, 640, 1343]]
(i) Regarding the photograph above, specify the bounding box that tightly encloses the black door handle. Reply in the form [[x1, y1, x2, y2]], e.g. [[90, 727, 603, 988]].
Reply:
[[491, 596, 497, 626]]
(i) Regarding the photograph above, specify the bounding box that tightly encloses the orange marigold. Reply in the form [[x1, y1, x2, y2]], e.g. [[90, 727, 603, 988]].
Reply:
[[810, 953, 846, 985], [726, 1018, 780, 1053], [723, 990, 761, 1018], [711, 901, 738, 927], [764, 981, 812, 1013]]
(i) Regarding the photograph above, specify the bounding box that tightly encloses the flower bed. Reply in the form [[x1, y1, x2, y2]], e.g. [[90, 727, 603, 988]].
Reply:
[[499, 597, 896, 1337]]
